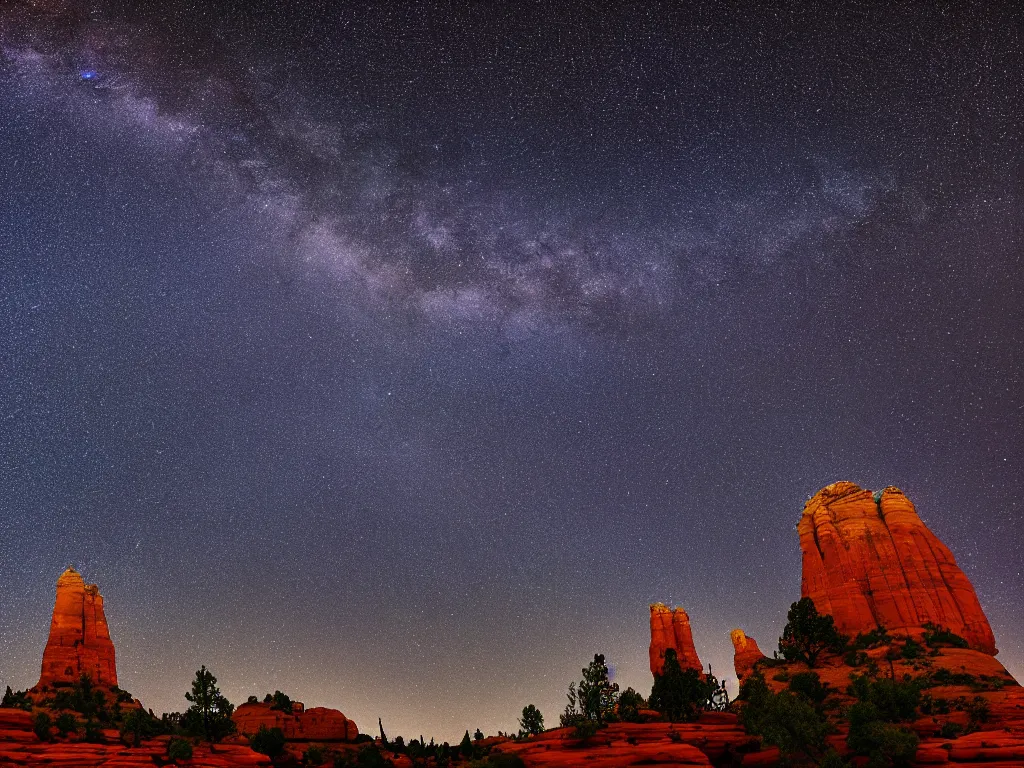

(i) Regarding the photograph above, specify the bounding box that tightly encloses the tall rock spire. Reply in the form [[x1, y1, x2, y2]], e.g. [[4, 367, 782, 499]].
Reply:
[[649, 603, 703, 676], [36, 567, 118, 689], [799, 482, 996, 654]]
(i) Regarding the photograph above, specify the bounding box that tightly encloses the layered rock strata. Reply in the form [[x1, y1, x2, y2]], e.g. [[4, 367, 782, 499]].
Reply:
[[36, 567, 118, 689], [799, 482, 996, 654], [233, 702, 358, 741], [649, 603, 703, 677]]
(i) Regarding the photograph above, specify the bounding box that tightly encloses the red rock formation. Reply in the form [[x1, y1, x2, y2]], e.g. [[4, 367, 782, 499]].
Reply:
[[493, 715, 759, 767], [36, 567, 118, 689], [233, 702, 358, 741], [799, 482, 997, 654], [649, 603, 702, 677], [730, 629, 766, 682]]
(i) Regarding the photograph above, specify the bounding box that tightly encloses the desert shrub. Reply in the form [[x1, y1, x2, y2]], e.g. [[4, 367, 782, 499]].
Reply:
[[922, 623, 969, 649], [83, 719, 104, 743], [847, 702, 919, 767], [939, 721, 963, 739], [845, 650, 870, 667], [1, 686, 32, 710], [849, 627, 892, 651], [788, 672, 830, 707], [518, 704, 544, 736], [900, 638, 924, 660], [571, 719, 599, 740], [847, 674, 920, 722], [966, 696, 990, 731], [55, 713, 78, 737], [249, 725, 287, 758], [738, 674, 833, 764], [928, 668, 976, 687], [779, 598, 847, 668], [33, 712, 53, 741], [167, 738, 194, 762], [617, 687, 644, 723], [649, 650, 715, 723], [304, 745, 327, 765], [121, 707, 159, 747], [772, 671, 791, 682]]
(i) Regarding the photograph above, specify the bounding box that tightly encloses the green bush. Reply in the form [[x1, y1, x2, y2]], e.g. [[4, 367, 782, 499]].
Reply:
[[167, 738, 194, 762], [788, 672, 829, 707], [54, 713, 78, 737], [922, 623, 969, 649], [1, 686, 32, 711], [33, 712, 53, 742], [738, 674, 834, 764], [304, 745, 327, 765], [847, 702, 919, 767], [649, 649, 715, 723], [900, 638, 924, 660], [617, 688, 644, 723], [249, 725, 287, 758], [849, 627, 892, 651], [939, 721, 963, 739], [847, 674, 920, 722]]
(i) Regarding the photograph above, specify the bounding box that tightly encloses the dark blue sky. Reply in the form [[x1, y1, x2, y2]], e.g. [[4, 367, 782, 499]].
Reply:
[[1, 0, 1021, 742]]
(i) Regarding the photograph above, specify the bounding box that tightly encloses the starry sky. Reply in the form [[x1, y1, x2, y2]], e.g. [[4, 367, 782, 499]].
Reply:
[[0, 0, 1021, 744]]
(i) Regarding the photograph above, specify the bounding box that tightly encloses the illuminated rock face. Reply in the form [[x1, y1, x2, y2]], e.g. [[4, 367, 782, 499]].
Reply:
[[799, 482, 997, 654], [649, 603, 702, 676], [730, 629, 766, 682], [233, 703, 358, 741], [37, 568, 118, 688]]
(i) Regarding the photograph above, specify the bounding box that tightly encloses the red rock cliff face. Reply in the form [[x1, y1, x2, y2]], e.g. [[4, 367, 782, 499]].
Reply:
[[233, 703, 358, 741], [649, 603, 703, 677], [730, 629, 766, 682], [36, 567, 118, 689], [799, 482, 996, 654]]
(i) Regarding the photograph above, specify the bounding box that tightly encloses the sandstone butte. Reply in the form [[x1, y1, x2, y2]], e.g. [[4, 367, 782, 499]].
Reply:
[[729, 629, 766, 683], [799, 481, 997, 653], [648, 603, 703, 677], [35, 567, 118, 690], [232, 701, 358, 741]]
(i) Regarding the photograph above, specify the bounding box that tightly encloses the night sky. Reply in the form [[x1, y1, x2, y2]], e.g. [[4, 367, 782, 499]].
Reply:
[[1, 0, 1021, 744]]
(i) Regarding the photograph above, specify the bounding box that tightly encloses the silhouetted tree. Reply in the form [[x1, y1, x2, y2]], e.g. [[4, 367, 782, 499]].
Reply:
[[183, 666, 236, 743], [519, 704, 544, 736], [249, 725, 286, 758], [649, 649, 714, 723], [577, 654, 619, 725], [779, 598, 847, 668]]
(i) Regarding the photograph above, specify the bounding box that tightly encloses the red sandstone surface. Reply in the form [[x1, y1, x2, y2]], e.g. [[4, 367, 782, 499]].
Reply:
[[232, 702, 358, 741], [730, 629, 766, 683], [494, 715, 759, 767], [648, 603, 702, 676], [799, 482, 996, 653], [0, 708, 270, 768], [35, 568, 118, 690]]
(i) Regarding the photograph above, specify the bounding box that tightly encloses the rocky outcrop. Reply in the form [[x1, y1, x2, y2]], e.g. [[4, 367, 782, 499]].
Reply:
[[649, 604, 702, 677], [0, 708, 271, 768], [799, 482, 997, 654], [36, 567, 118, 689], [493, 715, 759, 767], [233, 702, 358, 741], [730, 629, 766, 682]]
